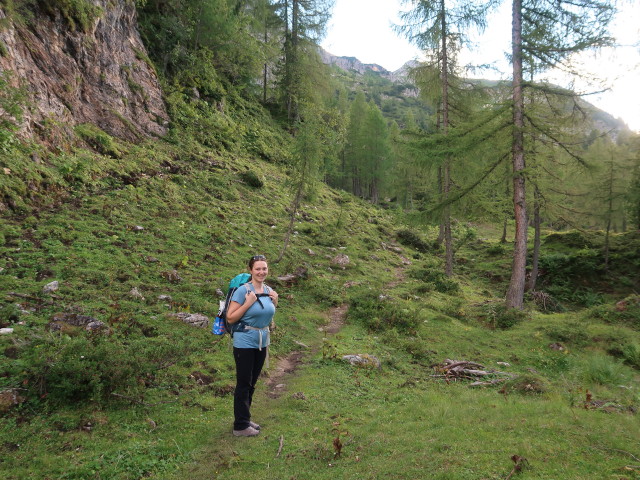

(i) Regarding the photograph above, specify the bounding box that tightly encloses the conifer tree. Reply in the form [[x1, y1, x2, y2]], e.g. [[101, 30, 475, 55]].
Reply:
[[399, 0, 497, 276], [389, 115, 424, 209], [340, 96, 393, 203], [138, 0, 269, 86], [362, 101, 392, 204], [276, 103, 326, 262], [506, 0, 616, 308], [584, 138, 633, 267], [257, 1, 286, 103], [343, 92, 369, 197], [322, 83, 349, 186], [628, 135, 640, 230], [276, 0, 332, 123]]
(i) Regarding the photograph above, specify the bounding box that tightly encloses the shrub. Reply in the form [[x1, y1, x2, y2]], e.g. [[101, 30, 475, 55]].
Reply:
[[409, 267, 459, 294], [543, 230, 596, 249], [75, 124, 123, 158], [15, 328, 199, 408], [541, 320, 589, 346], [481, 303, 528, 329], [544, 282, 605, 307], [42, 0, 103, 32], [347, 291, 419, 333], [0, 304, 21, 326], [621, 342, 640, 369], [538, 249, 603, 282], [396, 229, 430, 252], [588, 295, 640, 330], [239, 170, 264, 188], [0, 71, 28, 154], [486, 244, 506, 256], [433, 277, 459, 294]]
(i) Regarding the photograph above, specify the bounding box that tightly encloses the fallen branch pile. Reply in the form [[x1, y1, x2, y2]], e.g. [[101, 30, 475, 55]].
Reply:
[[431, 359, 515, 386]]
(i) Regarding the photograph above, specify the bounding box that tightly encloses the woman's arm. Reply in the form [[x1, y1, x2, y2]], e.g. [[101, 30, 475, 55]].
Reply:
[[226, 290, 257, 324]]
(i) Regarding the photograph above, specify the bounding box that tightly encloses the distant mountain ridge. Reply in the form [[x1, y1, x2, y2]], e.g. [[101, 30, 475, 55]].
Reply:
[[319, 48, 415, 83], [319, 48, 630, 136]]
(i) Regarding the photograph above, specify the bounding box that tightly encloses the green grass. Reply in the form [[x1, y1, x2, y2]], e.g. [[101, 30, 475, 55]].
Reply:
[[165, 324, 639, 480], [1, 112, 639, 480]]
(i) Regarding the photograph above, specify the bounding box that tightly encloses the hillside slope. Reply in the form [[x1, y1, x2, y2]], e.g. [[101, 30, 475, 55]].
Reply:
[[0, 4, 639, 480], [1, 122, 638, 478]]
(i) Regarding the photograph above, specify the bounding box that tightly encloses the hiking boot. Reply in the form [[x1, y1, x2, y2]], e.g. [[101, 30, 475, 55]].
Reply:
[[233, 426, 260, 437], [249, 421, 261, 430]]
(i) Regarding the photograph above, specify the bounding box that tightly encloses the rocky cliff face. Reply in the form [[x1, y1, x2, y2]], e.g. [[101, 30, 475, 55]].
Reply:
[[0, 0, 167, 143]]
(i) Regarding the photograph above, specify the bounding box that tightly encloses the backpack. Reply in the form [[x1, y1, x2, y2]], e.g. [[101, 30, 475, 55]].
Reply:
[[212, 273, 271, 336]]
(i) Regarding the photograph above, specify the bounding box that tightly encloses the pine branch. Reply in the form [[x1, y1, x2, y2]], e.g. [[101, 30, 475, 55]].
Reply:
[[524, 113, 588, 167], [421, 152, 509, 216]]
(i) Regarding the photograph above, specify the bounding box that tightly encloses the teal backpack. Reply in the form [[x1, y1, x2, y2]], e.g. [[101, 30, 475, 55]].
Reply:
[[212, 273, 270, 336]]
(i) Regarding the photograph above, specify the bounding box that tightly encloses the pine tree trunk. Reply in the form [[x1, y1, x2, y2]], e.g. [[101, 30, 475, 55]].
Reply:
[[501, 162, 510, 243], [262, 24, 268, 104], [370, 179, 379, 204], [527, 185, 541, 291], [285, 0, 299, 122], [444, 163, 454, 276], [276, 178, 303, 263], [352, 169, 361, 197], [440, 0, 453, 276], [500, 219, 508, 243], [604, 161, 614, 270], [506, 0, 527, 310], [437, 165, 445, 244]]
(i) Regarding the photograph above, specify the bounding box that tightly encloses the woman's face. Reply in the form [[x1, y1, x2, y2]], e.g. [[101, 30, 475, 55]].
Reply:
[[250, 260, 268, 283]]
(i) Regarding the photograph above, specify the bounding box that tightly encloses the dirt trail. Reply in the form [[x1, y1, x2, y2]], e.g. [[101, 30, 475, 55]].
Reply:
[[265, 303, 348, 398], [264, 259, 408, 398]]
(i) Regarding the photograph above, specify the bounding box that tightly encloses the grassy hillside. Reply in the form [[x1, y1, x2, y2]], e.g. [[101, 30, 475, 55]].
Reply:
[[1, 75, 639, 480]]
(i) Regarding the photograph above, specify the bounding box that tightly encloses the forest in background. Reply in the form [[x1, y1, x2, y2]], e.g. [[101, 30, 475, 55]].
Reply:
[[135, 0, 639, 309], [1, 0, 640, 478], [1, 0, 639, 305]]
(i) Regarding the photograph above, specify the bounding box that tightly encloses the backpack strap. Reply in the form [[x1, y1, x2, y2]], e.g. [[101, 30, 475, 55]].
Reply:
[[246, 283, 271, 309]]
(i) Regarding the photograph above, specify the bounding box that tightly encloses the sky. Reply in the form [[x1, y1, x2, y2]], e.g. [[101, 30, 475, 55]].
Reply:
[[321, 0, 640, 132]]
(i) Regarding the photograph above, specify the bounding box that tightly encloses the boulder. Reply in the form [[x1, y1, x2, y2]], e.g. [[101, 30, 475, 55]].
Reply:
[[51, 313, 98, 326], [331, 254, 350, 268], [0, 389, 26, 412], [342, 354, 381, 369], [169, 312, 210, 329], [48, 313, 108, 333], [43, 281, 59, 294], [161, 270, 182, 283], [129, 287, 145, 300]]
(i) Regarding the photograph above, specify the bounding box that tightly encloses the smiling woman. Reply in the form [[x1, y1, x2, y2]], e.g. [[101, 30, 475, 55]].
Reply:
[[225, 255, 279, 437]]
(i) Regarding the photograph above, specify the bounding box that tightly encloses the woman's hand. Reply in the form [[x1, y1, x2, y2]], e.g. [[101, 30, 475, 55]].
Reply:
[[269, 289, 279, 306], [245, 289, 257, 306]]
